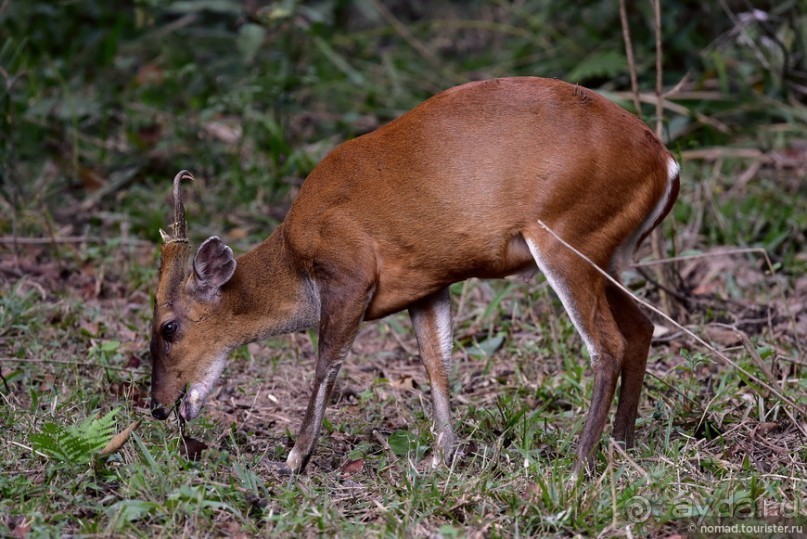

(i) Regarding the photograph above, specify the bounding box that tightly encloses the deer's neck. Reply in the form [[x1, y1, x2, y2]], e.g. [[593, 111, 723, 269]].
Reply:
[[221, 226, 320, 344]]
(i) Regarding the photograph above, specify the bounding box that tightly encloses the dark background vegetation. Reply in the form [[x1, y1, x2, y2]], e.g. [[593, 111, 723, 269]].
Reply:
[[1, 1, 805, 537], [2, 0, 804, 241]]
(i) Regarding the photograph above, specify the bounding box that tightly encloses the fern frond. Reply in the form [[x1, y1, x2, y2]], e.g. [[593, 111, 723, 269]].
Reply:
[[29, 423, 71, 462], [29, 409, 119, 465], [71, 409, 118, 453]]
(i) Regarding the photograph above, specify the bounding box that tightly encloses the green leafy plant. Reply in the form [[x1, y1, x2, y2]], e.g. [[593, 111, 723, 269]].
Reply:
[[29, 409, 118, 465]]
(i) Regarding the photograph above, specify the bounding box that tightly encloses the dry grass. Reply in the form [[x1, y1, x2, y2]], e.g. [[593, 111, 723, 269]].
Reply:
[[2, 166, 805, 535], [1, 1, 806, 536]]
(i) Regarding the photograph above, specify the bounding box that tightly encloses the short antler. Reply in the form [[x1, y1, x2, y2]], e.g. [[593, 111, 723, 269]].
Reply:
[[160, 170, 195, 243]]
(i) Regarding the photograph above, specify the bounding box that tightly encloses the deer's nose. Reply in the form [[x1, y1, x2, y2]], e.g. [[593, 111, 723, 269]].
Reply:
[[151, 400, 171, 420]]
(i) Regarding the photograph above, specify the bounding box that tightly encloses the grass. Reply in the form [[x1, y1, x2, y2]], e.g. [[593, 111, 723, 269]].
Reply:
[[1, 1, 806, 537], [2, 184, 805, 536]]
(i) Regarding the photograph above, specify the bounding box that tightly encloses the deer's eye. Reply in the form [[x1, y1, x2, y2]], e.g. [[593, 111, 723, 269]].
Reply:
[[161, 320, 179, 342]]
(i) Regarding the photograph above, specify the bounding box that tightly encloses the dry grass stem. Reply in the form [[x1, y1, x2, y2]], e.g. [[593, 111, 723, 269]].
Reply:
[[535, 219, 806, 421]]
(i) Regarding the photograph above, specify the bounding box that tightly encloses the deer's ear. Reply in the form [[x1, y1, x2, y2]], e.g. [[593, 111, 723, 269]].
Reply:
[[191, 237, 236, 301]]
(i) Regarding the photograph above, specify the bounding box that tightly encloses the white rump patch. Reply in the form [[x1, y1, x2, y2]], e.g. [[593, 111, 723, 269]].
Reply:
[[612, 155, 680, 272], [637, 155, 679, 242], [667, 157, 681, 181]]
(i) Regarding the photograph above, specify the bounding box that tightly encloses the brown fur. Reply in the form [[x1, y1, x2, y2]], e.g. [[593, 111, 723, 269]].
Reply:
[[149, 77, 678, 474]]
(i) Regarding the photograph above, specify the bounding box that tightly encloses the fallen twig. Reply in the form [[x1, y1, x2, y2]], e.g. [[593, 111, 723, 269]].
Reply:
[[631, 247, 771, 267], [373, 429, 398, 464], [681, 147, 804, 168], [535, 219, 807, 431], [0, 357, 144, 373], [607, 92, 731, 133], [0, 236, 150, 247], [9, 440, 49, 459]]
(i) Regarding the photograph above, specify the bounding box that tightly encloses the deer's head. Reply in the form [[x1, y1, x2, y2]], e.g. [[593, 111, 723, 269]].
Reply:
[[149, 171, 238, 422]]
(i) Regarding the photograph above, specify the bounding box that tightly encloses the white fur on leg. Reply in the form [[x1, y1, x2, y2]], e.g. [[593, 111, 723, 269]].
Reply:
[[525, 238, 597, 360]]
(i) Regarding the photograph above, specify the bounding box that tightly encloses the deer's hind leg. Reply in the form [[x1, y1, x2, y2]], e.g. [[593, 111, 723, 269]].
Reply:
[[524, 232, 627, 474], [607, 282, 653, 448]]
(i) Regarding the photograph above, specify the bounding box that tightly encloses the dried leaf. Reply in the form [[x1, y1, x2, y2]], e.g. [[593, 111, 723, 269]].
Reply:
[[77, 166, 105, 190], [179, 435, 208, 461], [340, 458, 364, 475], [226, 227, 249, 241], [125, 355, 141, 369], [203, 120, 243, 145], [705, 325, 743, 347], [39, 374, 55, 392], [725, 443, 743, 458], [11, 522, 30, 539], [754, 422, 779, 438], [525, 482, 542, 500], [79, 319, 100, 337], [99, 419, 141, 457]]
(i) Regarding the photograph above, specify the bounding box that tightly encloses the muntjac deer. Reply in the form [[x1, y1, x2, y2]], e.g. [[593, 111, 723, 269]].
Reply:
[[149, 77, 679, 475]]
